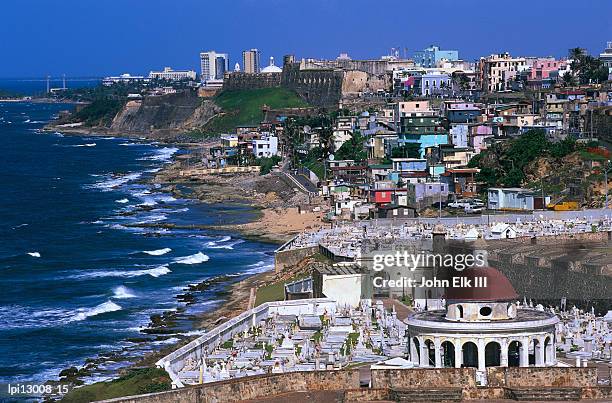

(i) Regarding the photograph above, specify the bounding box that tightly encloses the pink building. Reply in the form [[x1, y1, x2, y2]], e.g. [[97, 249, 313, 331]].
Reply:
[[528, 58, 567, 80], [469, 124, 494, 153]]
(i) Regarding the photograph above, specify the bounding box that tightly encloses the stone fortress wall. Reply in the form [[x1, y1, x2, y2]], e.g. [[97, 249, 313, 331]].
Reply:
[[222, 59, 391, 108], [222, 72, 281, 91]]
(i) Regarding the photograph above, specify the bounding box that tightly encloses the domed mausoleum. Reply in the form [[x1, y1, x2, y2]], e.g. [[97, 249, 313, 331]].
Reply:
[[405, 267, 559, 370]]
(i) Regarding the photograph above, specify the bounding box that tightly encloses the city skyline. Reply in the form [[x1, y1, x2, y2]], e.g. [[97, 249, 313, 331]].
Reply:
[[0, 0, 610, 78]]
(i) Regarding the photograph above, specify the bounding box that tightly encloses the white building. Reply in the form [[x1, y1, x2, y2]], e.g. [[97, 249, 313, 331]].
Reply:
[[487, 187, 546, 211], [450, 124, 469, 147], [102, 73, 149, 86], [200, 51, 229, 82], [149, 67, 197, 81], [478, 53, 527, 92], [252, 134, 278, 158]]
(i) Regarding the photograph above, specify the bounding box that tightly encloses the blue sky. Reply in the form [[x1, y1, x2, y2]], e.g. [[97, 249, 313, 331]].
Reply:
[[1, 0, 610, 77]]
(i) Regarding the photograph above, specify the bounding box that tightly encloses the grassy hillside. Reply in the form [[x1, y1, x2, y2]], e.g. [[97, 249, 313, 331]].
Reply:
[[60, 367, 171, 403], [204, 87, 309, 134]]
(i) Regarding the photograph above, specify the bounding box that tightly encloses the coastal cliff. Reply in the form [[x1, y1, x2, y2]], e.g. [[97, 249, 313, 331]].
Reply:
[[47, 90, 221, 140], [46, 87, 310, 140], [109, 92, 220, 134]]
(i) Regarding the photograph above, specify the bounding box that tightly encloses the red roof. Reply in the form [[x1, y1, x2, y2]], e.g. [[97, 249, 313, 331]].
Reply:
[[445, 267, 518, 302]]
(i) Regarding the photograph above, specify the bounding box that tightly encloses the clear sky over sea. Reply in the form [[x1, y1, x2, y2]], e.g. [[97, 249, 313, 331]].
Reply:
[[1, 0, 611, 78]]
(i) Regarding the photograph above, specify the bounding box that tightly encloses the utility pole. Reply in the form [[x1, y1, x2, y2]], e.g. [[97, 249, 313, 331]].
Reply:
[[541, 176, 545, 209], [439, 184, 442, 219], [605, 160, 610, 210]]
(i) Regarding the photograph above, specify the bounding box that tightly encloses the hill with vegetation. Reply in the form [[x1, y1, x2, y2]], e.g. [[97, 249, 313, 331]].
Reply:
[[202, 88, 309, 134], [469, 129, 610, 205], [59, 367, 170, 403]]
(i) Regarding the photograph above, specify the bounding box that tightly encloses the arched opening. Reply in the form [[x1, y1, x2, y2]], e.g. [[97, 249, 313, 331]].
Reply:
[[530, 339, 541, 366], [485, 342, 501, 367], [425, 339, 435, 366], [457, 305, 463, 319], [442, 341, 455, 368], [412, 337, 420, 364], [462, 341, 478, 368], [508, 341, 521, 367]]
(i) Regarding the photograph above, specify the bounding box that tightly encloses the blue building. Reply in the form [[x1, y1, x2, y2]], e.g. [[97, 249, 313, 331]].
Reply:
[[400, 133, 449, 158], [414, 45, 459, 68]]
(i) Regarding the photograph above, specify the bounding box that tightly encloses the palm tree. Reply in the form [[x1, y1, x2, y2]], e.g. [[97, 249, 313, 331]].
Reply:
[[561, 72, 576, 87], [568, 47, 586, 61]]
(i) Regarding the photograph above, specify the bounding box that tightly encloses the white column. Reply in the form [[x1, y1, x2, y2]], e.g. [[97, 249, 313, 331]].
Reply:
[[419, 337, 429, 367], [455, 338, 462, 368], [477, 339, 486, 371], [536, 337, 545, 366], [434, 338, 442, 368], [501, 339, 509, 367], [410, 337, 418, 364], [520, 337, 529, 367]]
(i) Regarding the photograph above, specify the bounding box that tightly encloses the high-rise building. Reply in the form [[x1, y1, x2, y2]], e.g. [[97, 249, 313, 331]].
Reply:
[[200, 51, 229, 82], [242, 49, 261, 74]]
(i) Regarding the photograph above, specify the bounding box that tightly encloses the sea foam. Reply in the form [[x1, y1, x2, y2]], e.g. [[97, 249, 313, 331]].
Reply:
[[138, 147, 178, 162], [72, 301, 122, 321], [143, 248, 172, 256], [112, 285, 136, 299], [71, 265, 171, 279], [174, 252, 209, 265]]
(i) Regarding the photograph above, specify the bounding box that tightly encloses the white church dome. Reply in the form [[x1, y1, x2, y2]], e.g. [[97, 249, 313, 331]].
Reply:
[[261, 57, 282, 73]]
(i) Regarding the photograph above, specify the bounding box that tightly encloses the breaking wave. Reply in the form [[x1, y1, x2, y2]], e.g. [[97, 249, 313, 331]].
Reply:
[[70, 265, 172, 279], [112, 286, 136, 299], [72, 301, 122, 321], [142, 248, 172, 256], [88, 172, 142, 191], [174, 252, 209, 265], [138, 147, 178, 162]]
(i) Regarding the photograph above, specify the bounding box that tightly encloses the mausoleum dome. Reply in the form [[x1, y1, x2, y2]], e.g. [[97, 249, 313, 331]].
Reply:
[[445, 266, 518, 303], [445, 267, 518, 322]]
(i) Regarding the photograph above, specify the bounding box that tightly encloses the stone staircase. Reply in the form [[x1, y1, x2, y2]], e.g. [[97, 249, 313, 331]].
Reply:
[[390, 387, 463, 402], [507, 387, 582, 401]]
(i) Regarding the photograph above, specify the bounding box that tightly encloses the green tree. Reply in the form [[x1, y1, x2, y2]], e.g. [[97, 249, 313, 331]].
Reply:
[[335, 131, 367, 162], [476, 167, 498, 188], [550, 136, 576, 159], [561, 73, 576, 87], [502, 168, 525, 187], [390, 143, 421, 158]]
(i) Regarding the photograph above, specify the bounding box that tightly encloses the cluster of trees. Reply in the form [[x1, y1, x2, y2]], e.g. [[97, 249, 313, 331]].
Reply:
[[257, 155, 282, 175], [0, 89, 21, 99], [468, 129, 579, 188], [71, 98, 124, 126], [335, 130, 368, 161], [562, 47, 609, 86]]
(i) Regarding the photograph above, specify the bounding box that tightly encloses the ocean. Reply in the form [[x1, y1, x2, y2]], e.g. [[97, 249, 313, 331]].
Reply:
[[0, 98, 275, 385]]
